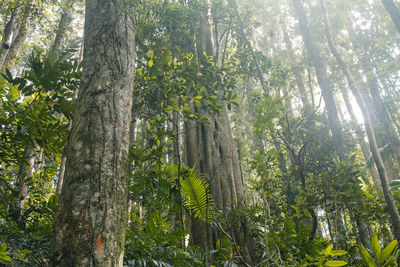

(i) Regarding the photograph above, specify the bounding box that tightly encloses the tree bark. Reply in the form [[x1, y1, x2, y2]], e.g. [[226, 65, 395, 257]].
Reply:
[[185, 1, 254, 263], [52, 0, 135, 265], [321, 0, 400, 242], [51, 0, 77, 54], [1, 18, 30, 72], [0, 6, 19, 66], [382, 0, 400, 33], [10, 148, 36, 224]]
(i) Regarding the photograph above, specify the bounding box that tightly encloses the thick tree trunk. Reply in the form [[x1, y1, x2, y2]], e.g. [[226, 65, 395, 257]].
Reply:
[[185, 2, 254, 263], [52, 0, 135, 265], [382, 0, 400, 33], [321, 0, 400, 242], [51, 0, 77, 54]]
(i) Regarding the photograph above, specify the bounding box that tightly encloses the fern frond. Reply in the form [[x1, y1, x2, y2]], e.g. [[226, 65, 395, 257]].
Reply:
[[180, 168, 214, 223]]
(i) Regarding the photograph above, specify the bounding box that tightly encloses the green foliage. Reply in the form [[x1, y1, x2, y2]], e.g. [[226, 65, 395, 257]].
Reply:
[[0, 242, 31, 263], [124, 213, 203, 267], [0, 46, 81, 265], [302, 245, 348, 266], [360, 233, 398, 267]]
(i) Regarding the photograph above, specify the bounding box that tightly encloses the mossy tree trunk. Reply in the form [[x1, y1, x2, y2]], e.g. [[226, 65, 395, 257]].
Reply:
[[184, 0, 254, 263], [52, 0, 135, 265]]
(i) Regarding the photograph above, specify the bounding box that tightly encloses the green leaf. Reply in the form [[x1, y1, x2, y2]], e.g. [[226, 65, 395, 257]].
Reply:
[[361, 245, 377, 267], [0, 243, 7, 252], [18, 249, 31, 255], [325, 245, 333, 256], [325, 260, 348, 266], [10, 85, 19, 100], [0, 254, 12, 262], [148, 59, 153, 68], [381, 240, 397, 263], [390, 180, 400, 190], [328, 250, 348, 256], [372, 233, 381, 261]]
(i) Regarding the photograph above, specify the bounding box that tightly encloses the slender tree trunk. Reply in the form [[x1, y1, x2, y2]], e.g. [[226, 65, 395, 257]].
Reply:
[[0, 6, 19, 66], [52, 0, 135, 265], [347, 21, 400, 165], [56, 156, 66, 195], [51, 0, 77, 54], [1, 19, 30, 72], [292, 0, 376, 248], [340, 86, 381, 188], [321, 0, 400, 241], [282, 29, 309, 108], [10, 149, 36, 224], [382, 0, 400, 33]]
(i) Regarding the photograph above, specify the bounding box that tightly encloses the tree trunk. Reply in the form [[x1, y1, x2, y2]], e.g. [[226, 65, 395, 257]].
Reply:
[[51, 0, 77, 54], [347, 21, 400, 169], [382, 0, 400, 33], [321, 0, 400, 241], [52, 0, 135, 265], [282, 29, 309, 108], [1, 19, 31, 72], [340, 85, 382, 189], [185, 1, 254, 263], [10, 148, 36, 224], [0, 6, 19, 66]]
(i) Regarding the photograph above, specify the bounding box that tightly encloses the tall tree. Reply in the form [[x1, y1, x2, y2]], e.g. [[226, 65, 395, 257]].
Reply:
[[347, 20, 400, 181], [319, 0, 400, 244], [291, 0, 374, 248], [184, 0, 253, 263], [291, 0, 347, 160], [52, 0, 135, 265], [51, 0, 78, 54], [1, 8, 31, 72], [0, 5, 19, 66]]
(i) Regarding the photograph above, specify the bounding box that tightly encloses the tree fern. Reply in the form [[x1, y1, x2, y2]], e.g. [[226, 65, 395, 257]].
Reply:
[[180, 167, 214, 223]]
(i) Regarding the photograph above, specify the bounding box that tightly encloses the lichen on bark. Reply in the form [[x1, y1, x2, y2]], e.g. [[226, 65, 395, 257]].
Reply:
[[52, 0, 135, 266]]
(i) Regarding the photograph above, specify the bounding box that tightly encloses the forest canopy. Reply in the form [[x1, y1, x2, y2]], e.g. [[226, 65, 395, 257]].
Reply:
[[0, 0, 400, 266]]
